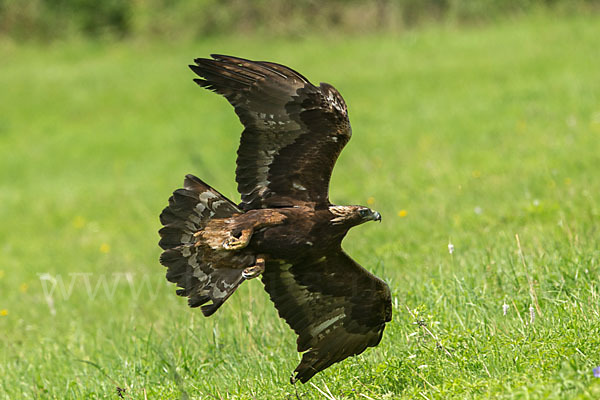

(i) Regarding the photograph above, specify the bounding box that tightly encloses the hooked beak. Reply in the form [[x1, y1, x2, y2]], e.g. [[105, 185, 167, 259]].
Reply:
[[372, 210, 382, 222]]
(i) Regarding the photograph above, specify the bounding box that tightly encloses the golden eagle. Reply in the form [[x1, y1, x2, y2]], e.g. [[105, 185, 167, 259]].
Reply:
[[159, 55, 392, 383]]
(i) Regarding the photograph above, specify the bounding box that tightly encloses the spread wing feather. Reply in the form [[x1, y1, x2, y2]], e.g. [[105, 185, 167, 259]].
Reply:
[[261, 252, 392, 383], [190, 54, 352, 210]]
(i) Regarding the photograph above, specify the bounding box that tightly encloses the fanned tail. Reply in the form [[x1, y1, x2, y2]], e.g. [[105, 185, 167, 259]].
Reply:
[[159, 174, 248, 316]]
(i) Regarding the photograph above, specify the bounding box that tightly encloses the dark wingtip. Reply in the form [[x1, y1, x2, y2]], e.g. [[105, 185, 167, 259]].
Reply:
[[193, 56, 215, 65], [200, 301, 224, 317], [192, 78, 209, 87], [188, 294, 211, 308], [292, 367, 317, 384], [189, 64, 204, 76], [209, 54, 248, 63], [189, 63, 213, 86]]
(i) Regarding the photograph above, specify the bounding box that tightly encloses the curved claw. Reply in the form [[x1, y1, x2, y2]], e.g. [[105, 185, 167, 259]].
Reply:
[[222, 229, 252, 250], [223, 237, 246, 250], [242, 256, 265, 279]]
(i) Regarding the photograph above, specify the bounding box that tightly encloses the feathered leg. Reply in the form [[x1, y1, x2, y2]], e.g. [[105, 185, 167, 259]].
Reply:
[[209, 210, 287, 251]]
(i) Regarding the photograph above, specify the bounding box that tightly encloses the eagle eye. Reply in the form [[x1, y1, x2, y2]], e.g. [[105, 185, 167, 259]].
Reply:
[[359, 209, 370, 217]]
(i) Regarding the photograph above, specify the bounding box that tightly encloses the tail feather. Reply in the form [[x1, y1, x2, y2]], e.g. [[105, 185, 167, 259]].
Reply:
[[160, 245, 245, 316], [159, 174, 240, 250], [159, 174, 249, 316]]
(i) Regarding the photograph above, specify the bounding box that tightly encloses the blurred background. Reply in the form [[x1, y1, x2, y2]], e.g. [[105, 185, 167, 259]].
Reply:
[[1, 0, 598, 40], [2, 1, 600, 398]]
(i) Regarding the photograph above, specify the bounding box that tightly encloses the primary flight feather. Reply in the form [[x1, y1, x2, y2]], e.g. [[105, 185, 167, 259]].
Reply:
[[159, 54, 392, 383]]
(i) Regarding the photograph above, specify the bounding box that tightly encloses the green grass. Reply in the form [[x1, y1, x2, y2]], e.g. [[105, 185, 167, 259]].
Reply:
[[1, 13, 600, 399]]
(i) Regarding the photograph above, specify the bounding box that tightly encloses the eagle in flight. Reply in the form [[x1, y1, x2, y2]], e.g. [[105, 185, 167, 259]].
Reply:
[[159, 54, 392, 383]]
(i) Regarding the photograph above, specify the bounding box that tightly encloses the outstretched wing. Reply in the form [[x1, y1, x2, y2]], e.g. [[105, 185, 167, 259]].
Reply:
[[261, 251, 392, 383], [190, 54, 352, 211]]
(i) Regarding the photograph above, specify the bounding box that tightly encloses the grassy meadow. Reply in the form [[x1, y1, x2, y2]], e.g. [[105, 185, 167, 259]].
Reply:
[[1, 13, 600, 399]]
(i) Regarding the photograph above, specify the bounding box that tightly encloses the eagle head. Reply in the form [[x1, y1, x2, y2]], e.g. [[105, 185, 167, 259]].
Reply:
[[329, 205, 382, 226]]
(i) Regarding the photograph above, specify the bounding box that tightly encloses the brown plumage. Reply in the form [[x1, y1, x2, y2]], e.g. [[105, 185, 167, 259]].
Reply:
[[159, 54, 392, 383]]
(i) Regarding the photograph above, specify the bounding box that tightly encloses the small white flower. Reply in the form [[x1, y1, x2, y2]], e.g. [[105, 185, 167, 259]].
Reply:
[[448, 242, 454, 254], [502, 302, 509, 316], [474, 206, 483, 215], [529, 305, 535, 324]]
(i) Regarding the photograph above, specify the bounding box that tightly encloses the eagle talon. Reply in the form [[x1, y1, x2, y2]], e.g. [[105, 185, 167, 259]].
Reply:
[[242, 256, 265, 279], [222, 237, 243, 250], [222, 229, 252, 250]]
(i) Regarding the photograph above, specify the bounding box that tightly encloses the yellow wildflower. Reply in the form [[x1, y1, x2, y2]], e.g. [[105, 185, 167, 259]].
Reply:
[[0, 309, 7, 317], [73, 216, 86, 229], [100, 243, 111, 254], [397, 210, 407, 218], [19, 283, 28, 293], [367, 197, 375, 206]]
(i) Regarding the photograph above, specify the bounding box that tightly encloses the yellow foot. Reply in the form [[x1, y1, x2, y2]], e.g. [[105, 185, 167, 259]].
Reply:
[[242, 256, 265, 279], [222, 229, 251, 250]]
